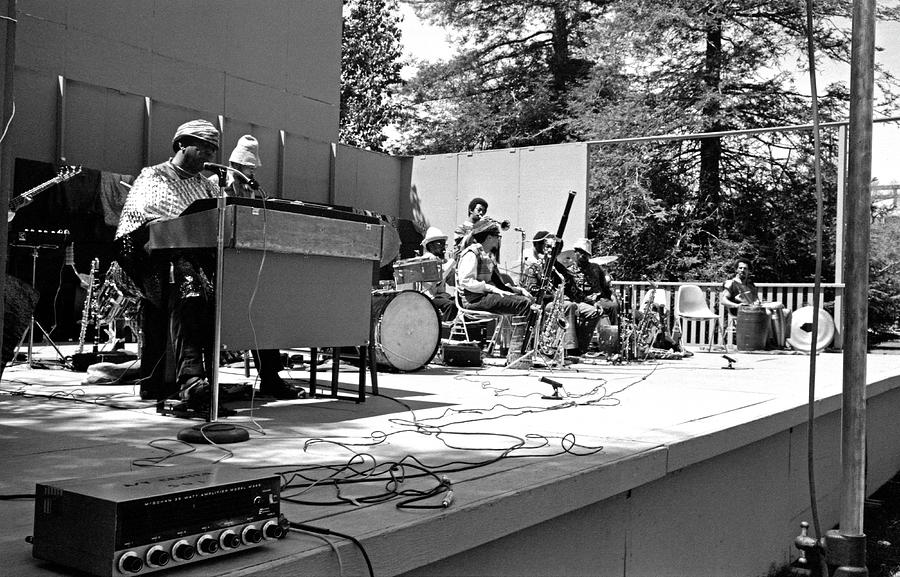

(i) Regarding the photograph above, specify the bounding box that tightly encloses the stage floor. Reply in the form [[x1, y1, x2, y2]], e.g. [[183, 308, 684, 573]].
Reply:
[[1, 343, 899, 576]]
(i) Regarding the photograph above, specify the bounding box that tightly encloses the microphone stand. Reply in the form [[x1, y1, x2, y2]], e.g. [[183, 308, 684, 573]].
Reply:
[[177, 165, 249, 444]]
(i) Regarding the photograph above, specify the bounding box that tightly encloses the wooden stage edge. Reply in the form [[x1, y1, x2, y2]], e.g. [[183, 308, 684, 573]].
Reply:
[[1, 346, 899, 577]]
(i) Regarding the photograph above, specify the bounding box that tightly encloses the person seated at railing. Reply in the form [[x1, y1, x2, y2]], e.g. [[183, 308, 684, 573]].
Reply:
[[419, 226, 458, 322], [720, 259, 789, 349], [719, 259, 761, 314], [457, 218, 532, 316]]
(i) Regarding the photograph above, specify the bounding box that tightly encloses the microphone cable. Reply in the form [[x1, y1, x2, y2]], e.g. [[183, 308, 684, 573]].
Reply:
[[288, 520, 374, 577]]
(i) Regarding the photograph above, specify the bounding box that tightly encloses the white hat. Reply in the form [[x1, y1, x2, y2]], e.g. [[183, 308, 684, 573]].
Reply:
[[421, 226, 448, 247], [572, 238, 592, 255], [229, 135, 261, 167]]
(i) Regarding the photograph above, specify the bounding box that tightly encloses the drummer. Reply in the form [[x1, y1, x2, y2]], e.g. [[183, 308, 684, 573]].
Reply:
[[420, 226, 458, 321], [720, 259, 786, 349], [719, 259, 761, 313]]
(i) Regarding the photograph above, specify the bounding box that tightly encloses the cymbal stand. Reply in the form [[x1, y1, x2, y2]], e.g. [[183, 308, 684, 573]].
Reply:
[[13, 243, 68, 368]]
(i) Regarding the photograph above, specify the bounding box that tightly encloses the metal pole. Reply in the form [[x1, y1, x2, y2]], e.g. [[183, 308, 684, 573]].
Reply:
[[0, 0, 17, 371], [841, 0, 874, 537]]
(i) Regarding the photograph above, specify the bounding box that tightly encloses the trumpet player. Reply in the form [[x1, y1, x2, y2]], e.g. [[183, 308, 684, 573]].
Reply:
[[453, 197, 489, 249], [521, 232, 599, 359]]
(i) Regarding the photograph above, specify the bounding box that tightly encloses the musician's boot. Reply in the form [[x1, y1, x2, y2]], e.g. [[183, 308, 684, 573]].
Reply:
[[259, 374, 307, 400]]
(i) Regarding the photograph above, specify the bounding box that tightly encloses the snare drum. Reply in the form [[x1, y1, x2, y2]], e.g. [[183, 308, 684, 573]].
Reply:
[[371, 290, 441, 371], [393, 256, 442, 286]]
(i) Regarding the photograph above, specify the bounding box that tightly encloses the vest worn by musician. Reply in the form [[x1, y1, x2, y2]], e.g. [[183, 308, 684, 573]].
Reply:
[[459, 244, 495, 306]]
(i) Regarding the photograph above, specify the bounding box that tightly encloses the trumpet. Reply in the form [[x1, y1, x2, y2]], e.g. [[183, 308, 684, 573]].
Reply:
[[499, 219, 511, 231]]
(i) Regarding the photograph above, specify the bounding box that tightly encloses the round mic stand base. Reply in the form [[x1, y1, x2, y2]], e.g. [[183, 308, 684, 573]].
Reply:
[[177, 422, 249, 444]]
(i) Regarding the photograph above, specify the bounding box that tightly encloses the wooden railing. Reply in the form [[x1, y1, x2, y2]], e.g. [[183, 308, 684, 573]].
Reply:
[[611, 281, 845, 349]]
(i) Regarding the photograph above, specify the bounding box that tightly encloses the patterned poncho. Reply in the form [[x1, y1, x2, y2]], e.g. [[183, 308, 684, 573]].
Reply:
[[115, 161, 218, 239]]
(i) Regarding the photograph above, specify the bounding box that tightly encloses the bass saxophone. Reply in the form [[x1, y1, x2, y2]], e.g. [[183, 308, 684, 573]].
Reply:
[[537, 278, 569, 359]]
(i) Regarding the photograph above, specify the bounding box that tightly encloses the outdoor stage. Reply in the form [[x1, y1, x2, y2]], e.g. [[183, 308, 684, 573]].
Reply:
[[1, 344, 899, 577]]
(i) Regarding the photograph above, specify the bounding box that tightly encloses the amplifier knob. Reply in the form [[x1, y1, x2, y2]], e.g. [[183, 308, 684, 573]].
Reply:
[[197, 534, 220, 555], [242, 525, 262, 544], [118, 551, 144, 574], [263, 520, 285, 540], [220, 530, 241, 549], [146, 545, 170, 567], [172, 539, 196, 561]]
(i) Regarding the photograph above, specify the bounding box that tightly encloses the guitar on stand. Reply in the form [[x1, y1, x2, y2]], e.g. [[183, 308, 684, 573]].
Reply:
[[7, 165, 82, 222], [8, 166, 82, 369]]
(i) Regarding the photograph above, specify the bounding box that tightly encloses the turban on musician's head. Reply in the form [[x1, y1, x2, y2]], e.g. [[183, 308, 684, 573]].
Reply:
[[229, 135, 261, 167], [468, 197, 488, 214], [172, 119, 220, 151]]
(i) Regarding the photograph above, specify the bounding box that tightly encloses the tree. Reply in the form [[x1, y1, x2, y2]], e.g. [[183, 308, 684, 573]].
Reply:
[[340, 0, 405, 151], [398, 0, 611, 153]]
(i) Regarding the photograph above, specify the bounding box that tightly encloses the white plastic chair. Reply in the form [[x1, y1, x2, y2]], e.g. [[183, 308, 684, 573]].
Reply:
[[674, 284, 721, 351]]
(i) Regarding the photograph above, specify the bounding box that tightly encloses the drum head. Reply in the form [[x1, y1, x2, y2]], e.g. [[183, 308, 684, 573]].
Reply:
[[787, 306, 835, 353], [375, 291, 441, 371]]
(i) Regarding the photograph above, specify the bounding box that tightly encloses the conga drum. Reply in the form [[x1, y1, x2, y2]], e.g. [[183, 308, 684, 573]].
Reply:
[[762, 302, 786, 349], [736, 305, 768, 351], [371, 290, 441, 371]]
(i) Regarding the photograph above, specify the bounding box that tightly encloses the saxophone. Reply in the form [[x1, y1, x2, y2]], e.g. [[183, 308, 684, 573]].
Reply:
[[537, 272, 569, 359], [633, 281, 662, 360]]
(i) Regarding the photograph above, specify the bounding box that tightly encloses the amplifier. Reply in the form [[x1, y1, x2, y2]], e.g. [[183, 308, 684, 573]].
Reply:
[[441, 341, 483, 367], [14, 227, 70, 248], [32, 465, 284, 576]]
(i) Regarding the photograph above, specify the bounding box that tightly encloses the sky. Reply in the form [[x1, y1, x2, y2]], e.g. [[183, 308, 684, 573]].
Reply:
[[396, 5, 900, 185]]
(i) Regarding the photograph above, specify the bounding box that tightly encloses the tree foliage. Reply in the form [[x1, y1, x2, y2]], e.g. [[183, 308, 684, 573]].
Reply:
[[399, 0, 610, 152], [340, 0, 405, 151]]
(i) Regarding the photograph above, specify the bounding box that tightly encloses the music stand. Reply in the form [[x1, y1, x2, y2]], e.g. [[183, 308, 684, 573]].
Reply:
[[12, 243, 68, 368]]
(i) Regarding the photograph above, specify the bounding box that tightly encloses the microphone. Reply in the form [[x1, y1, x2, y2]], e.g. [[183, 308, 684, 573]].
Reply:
[[202, 162, 251, 183], [513, 227, 525, 232]]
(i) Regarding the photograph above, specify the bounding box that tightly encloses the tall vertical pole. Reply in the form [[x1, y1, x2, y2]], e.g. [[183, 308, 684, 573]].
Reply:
[[833, 125, 847, 350], [0, 0, 17, 373], [841, 0, 874, 538]]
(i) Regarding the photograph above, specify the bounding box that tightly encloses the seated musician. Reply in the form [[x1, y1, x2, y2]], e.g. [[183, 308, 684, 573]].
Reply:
[[419, 226, 458, 321], [568, 238, 618, 349], [720, 258, 786, 348], [222, 135, 304, 399], [457, 218, 532, 316], [521, 231, 598, 357], [719, 259, 761, 314], [115, 119, 223, 414]]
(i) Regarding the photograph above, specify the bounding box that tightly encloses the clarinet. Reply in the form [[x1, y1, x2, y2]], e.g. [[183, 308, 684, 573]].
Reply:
[[519, 190, 577, 355], [77, 256, 99, 355]]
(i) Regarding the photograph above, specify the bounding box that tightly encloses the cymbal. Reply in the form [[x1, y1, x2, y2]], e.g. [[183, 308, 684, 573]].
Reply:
[[590, 255, 618, 266]]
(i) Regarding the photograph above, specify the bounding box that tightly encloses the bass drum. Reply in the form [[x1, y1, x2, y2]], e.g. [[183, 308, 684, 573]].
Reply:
[[372, 290, 441, 371]]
